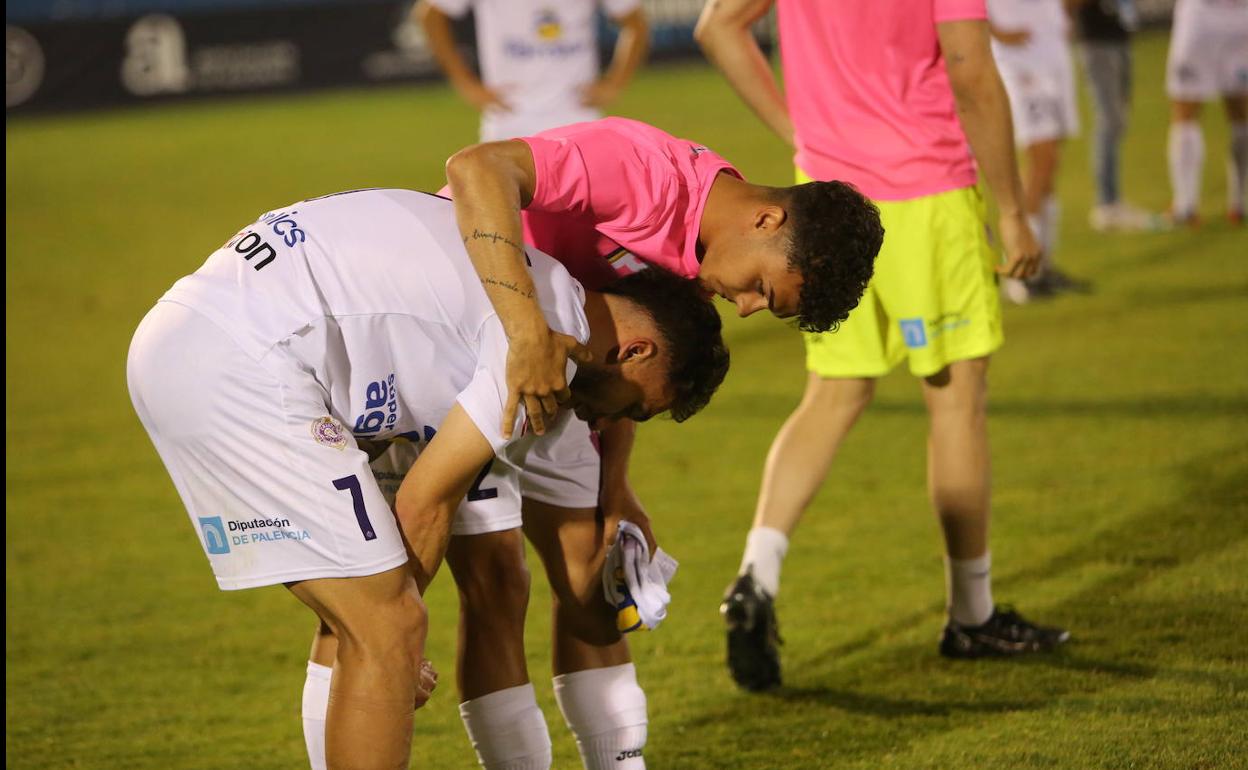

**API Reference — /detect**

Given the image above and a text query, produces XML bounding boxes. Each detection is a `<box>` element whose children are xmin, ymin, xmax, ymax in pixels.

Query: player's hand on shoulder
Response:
<box><xmin>995</xmin><ymin>210</ymin><xmax>1042</xmax><ymax>280</ymax></box>
<box><xmin>503</xmin><ymin>328</ymin><xmax>591</xmax><ymax>438</ymax></box>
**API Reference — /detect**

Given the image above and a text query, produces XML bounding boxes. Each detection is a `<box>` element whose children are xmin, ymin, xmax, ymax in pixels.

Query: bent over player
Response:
<box><xmin>126</xmin><ymin>189</ymin><xmax>728</xmax><ymax>770</ymax></box>
<box><xmin>435</xmin><ymin>117</ymin><xmax>881</xmax><ymax>769</ymax></box>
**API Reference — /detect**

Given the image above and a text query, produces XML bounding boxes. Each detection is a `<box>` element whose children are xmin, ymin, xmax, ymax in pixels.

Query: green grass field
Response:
<box><xmin>7</xmin><ymin>29</ymin><xmax>1248</xmax><ymax>769</ymax></box>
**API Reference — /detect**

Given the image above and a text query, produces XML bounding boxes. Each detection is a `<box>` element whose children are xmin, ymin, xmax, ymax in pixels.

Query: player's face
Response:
<box><xmin>567</xmin><ymin>358</ymin><xmax>672</xmax><ymax>430</ymax></box>
<box><xmin>698</xmin><ymin>247</ymin><xmax>802</xmax><ymax>320</ymax></box>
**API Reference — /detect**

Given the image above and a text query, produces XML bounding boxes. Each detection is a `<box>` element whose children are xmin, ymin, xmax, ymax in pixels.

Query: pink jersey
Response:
<box><xmin>518</xmin><ymin>118</ymin><xmax>740</xmax><ymax>290</ymax></box>
<box><xmin>777</xmin><ymin>0</ymin><xmax>986</xmax><ymax>201</ymax></box>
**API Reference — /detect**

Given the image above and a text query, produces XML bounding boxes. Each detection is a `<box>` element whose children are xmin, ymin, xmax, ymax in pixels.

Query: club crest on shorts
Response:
<box><xmin>311</xmin><ymin>416</ymin><xmax>348</xmax><ymax>450</ymax></box>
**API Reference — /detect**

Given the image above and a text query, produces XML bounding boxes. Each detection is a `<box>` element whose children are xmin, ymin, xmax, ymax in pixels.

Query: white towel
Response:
<box><xmin>602</xmin><ymin>520</ymin><xmax>679</xmax><ymax>632</ymax></box>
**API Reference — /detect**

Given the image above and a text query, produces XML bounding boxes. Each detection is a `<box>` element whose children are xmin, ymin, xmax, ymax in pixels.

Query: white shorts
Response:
<box><xmin>518</xmin><ymin>412</ymin><xmax>601</xmax><ymax>509</ymax></box>
<box><xmin>1166</xmin><ymin>0</ymin><xmax>1248</xmax><ymax>101</ymax></box>
<box><xmin>127</xmin><ymin>301</ymin><xmax>409</xmax><ymax>590</ymax></box>
<box><xmin>368</xmin><ymin>438</ymin><xmax>527</xmax><ymax>536</ymax></box>
<box><xmin>998</xmin><ymin>54</ymin><xmax>1081</xmax><ymax>146</ymax></box>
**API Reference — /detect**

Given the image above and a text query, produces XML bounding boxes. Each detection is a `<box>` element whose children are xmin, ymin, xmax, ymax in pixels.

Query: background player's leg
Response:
<box><xmin>1223</xmin><ymin>94</ymin><xmax>1247</xmax><ymax>221</ymax></box>
<box><xmin>287</xmin><ymin>565</ymin><xmax>427</xmax><ymax>770</ymax></box>
<box><xmin>740</xmin><ymin>373</ymin><xmax>875</xmax><ymax>597</ymax></box>
<box><xmin>921</xmin><ymin>358</ymin><xmax>993</xmax><ymax>626</ymax></box>
<box><xmin>1024</xmin><ymin>139</ymin><xmax>1063</xmax><ymax>274</ymax></box>
<box><xmin>523</xmin><ymin>501</ymin><xmax>645</xmax><ymax>770</ymax></box>
<box><xmin>446</xmin><ymin>530</ymin><xmax>552</xmax><ymax>770</ymax></box>
<box><xmin>1169</xmin><ymin>100</ymin><xmax>1205</xmax><ymax>222</ymax></box>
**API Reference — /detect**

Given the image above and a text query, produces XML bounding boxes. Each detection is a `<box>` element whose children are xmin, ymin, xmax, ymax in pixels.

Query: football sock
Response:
<box><xmin>738</xmin><ymin>526</ymin><xmax>789</xmax><ymax>597</ymax></box>
<box><xmin>945</xmin><ymin>552</ymin><xmax>994</xmax><ymax>627</ymax></box>
<box><xmin>553</xmin><ymin>664</ymin><xmax>648</xmax><ymax>770</ymax></box>
<box><xmin>301</xmin><ymin>661</ymin><xmax>332</xmax><ymax>770</ymax></box>
<box><xmin>459</xmin><ymin>683</ymin><xmax>552</xmax><ymax>770</ymax></box>
<box><xmin>1168</xmin><ymin>120</ymin><xmax>1204</xmax><ymax>217</ymax></box>
<box><xmin>1027</xmin><ymin>211</ymin><xmax>1048</xmax><ymax>274</ymax></box>
<box><xmin>1229</xmin><ymin>123</ymin><xmax>1247</xmax><ymax>213</ymax></box>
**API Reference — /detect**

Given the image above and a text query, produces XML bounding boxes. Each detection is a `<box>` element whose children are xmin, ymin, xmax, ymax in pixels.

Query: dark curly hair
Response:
<box><xmin>601</xmin><ymin>268</ymin><xmax>730</xmax><ymax>422</ymax></box>
<box><xmin>780</xmin><ymin>180</ymin><xmax>884</xmax><ymax>333</ymax></box>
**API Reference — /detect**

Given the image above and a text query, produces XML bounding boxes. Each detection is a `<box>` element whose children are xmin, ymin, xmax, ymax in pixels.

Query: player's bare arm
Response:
<box><xmin>416</xmin><ymin>0</ymin><xmax>510</xmax><ymax>112</ymax></box>
<box><xmin>597</xmin><ymin>418</ymin><xmax>659</xmax><ymax>553</ymax></box>
<box><xmin>394</xmin><ymin>404</ymin><xmax>498</xmax><ymax>593</ymax></box>
<box><xmin>582</xmin><ymin>8</ymin><xmax>650</xmax><ymax>108</ymax></box>
<box><xmin>695</xmin><ymin>0</ymin><xmax>794</xmax><ymax>147</ymax></box>
<box><xmin>445</xmin><ymin>139</ymin><xmax>591</xmax><ymax>438</ymax></box>
<box><xmin>937</xmin><ymin>19</ymin><xmax>1042</xmax><ymax>280</ymax></box>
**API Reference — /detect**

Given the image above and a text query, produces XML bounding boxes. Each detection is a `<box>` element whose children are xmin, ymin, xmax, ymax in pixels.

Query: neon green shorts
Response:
<box><xmin>801</xmin><ymin>171</ymin><xmax>1004</xmax><ymax>379</ymax></box>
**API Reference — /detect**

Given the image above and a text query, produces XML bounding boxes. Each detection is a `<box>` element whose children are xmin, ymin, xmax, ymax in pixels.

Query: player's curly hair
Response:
<box><xmin>602</xmin><ymin>268</ymin><xmax>730</xmax><ymax>422</ymax></box>
<box><xmin>780</xmin><ymin>180</ymin><xmax>884</xmax><ymax>333</ymax></box>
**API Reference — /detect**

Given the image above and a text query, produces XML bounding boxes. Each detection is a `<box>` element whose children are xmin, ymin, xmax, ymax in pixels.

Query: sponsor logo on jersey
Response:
<box><xmin>199</xmin><ymin>516</ymin><xmax>230</xmax><ymax>554</ymax></box>
<box><xmin>258</xmin><ymin>208</ymin><xmax>307</xmax><ymax>247</ymax></box>
<box><xmin>199</xmin><ymin>515</ymin><xmax>313</xmax><ymax>552</ymax></box>
<box><xmin>354</xmin><ymin>374</ymin><xmax>400</xmax><ymax>436</ymax></box>
<box><xmin>535</xmin><ymin>8</ymin><xmax>562</xmax><ymax>40</ymax></box>
<box><xmin>899</xmin><ymin>318</ymin><xmax>928</xmax><ymax>349</ymax></box>
<box><xmin>311</xmin><ymin>416</ymin><xmax>348</xmax><ymax>450</ymax></box>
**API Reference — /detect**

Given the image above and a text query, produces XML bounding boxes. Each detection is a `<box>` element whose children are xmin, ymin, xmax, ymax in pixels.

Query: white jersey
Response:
<box><xmin>988</xmin><ymin>0</ymin><xmax>1072</xmax><ymax>67</ymax></box>
<box><xmin>162</xmin><ymin>189</ymin><xmax>589</xmax><ymax>454</ymax></box>
<box><xmin>1167</xmin><ymin>0</ymin><xmax>1248</xmax><ymax>100</ymax></box>
<box><xmin>427</xmin><ymin>0</ymin><xmax>640</xmax><ymax>140</ymax></box>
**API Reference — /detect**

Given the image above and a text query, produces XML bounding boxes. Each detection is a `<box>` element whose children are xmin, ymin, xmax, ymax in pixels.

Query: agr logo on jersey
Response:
<box><xmin>354</xmin><ymin>374</ymin><xmax>400</xmax><ymax>436</ymax></box>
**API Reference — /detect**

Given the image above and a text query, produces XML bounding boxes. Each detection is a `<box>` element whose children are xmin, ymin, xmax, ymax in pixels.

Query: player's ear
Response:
<box><xmin>617</xmin><ymin>338</ymin><xmax>658</xmax><ymax>363</ymax></box>
<box><xmin>754</xmin><ymin>203</ymin><xmax>788</xmax><ymax>233</ymax></box>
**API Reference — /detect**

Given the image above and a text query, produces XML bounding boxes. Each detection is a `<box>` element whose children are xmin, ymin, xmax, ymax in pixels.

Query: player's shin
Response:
<box><xmin>1168</xmin><ymin>120</ymin><xmax>1205</xmax><ymax>217</ymax></box>
<box><xmin>553</xmin><ymin>663</ymin><xmax>648</xmax><ymax>770</ymax></box>
<box><xmin>459</xmin><ymin>684</ymin><xmax>553</xmax><ymax>770</ymax></box>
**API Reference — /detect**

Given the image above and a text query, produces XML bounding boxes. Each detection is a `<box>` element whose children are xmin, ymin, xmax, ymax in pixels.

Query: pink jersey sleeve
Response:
<box><xmin>522</xmin><ymin>130</ymin><xmax>672</xmax><ymax>232</ymax></box>
<box><xmin>933</xmin><ymin>0</ymin><xmax>988</xmax><ymax>22</ymax></box>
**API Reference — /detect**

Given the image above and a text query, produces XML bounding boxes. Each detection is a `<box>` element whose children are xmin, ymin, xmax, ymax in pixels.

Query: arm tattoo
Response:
<box><xmin>481</xmin><ymin>276</ymin><xmax>534</xmax><ymax>299</ymax></box>
<box><xmin>464</xmin><ymin>228</ymin><xmax>525</xmax><ymax>255</ymax></box>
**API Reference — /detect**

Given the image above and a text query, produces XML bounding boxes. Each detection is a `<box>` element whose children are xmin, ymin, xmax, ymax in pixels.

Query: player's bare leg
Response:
<box><xmin>724</xmin><ymin>373</ymin><xmax>874</xmax><ymax>690</ymax></box>
<box><xmin>287</xmin><ymin>565</ymin><xmax>428</xmax><ymax>770</ymax></box>
<box><xmin>1223</xmin><ymin>93</ymin><xmax>1247</xmax><ymax>222</ymax></box>
<box><xmin>523</xmin><ymin>500</ymin><xmax>645</xmax><ymax>769</ymax></box>
<box><xmin>923</xmin><ymin>358</ymin><xmax>1069</xmax><ymax>657</ymax></box>
<box><xmin>921</xmin><ymin>358</ymin><xmax>991</xmax><ymax>566</ymax></box>
<box><xmin>1169</xmin><ymin>99</ymin><xmax>1205</xmax><ymax>224</ymax></box>
<box><xmin>447</xmin><ymin>530</ymin><xmax>552</xmax><ymax>769</ymax></box>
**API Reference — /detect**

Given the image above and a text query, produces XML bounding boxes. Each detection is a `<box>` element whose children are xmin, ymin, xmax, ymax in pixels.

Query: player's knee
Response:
<box><xmin>802</xmin><ymin>375</ymin><xmax>874</xmax><ymax>417</ymax></box>
<box><xmin>453</xmin><ymin>536</ymin><xmax>531</xmax><ymax>623</ymax></box>
<box><xmin>342</xmin><ymin>587</ymin><xmax>427</xmax><ymax>666</ymax></box>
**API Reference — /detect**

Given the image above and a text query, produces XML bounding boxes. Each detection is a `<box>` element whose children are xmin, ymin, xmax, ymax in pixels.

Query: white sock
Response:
<box><xmin>738</xmin><ymin>526</ymin><xmax>789</xmax><ymax>597</ymax></box>
<box><xmin>1229</xmin><ymin>123</ymin><xmax>1247</xmax><ymax>213</ymax></box>
<box><xmin>945</xmin><ymin>552</ymin><xmax>994</xmax><ymax>627</ymax></box>
<box><xmin>1168</xmin><ymin>120</ymin><xmax>1204</xmax><ymax>217</ymax></box>
<box><xmin>553</xmin><ymin>664</ymin><xmax>648</xmax><ymax>770</ymax></box>
<box><xmin>459</xmin><ymin>684</ymin><xmax>552</xmax><ymax>770</ymax></box>
<box><xmin>301</xmin><ymin>661</ymin><xmax>332</xmax><ymax>770</ymax></box>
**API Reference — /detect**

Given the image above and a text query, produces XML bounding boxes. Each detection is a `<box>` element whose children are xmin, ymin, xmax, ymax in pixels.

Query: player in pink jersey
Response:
<box><xmin>698</xmin><ymin>0</ymin><xmax>1068</xmax><ymax>691</ymax></box>
<box><xmin>440</xmin><ymin>116</ymin><xmax>883</xmax><ymax>768</ymax></box>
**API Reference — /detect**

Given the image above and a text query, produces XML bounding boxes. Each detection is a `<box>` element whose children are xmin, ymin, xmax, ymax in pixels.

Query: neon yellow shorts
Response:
<box><xmin>801</xmin><ymin>170</ymin><xmax>1004</xmax><ymax>379</ymax></box>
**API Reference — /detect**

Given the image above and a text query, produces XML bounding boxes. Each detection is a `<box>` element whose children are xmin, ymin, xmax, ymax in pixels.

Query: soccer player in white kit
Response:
<box><xmin>417</xmin><ymin>0</ymin><xmax>649</xmax><ymax>141</ymax></box>
<box><xmin>989</xmin><ymin>0</ymin><xmax>1085</xmax><ymax>303</ymax></box>
<box><xmin>1166</xmin><ymin>0</ymin><xmax>1248</xmax><ymax>224</ymax></box>
<box><xmin>126</xmin><ymin>190</ymin><xmax>728</xmax><ymax>770</ymax></box>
